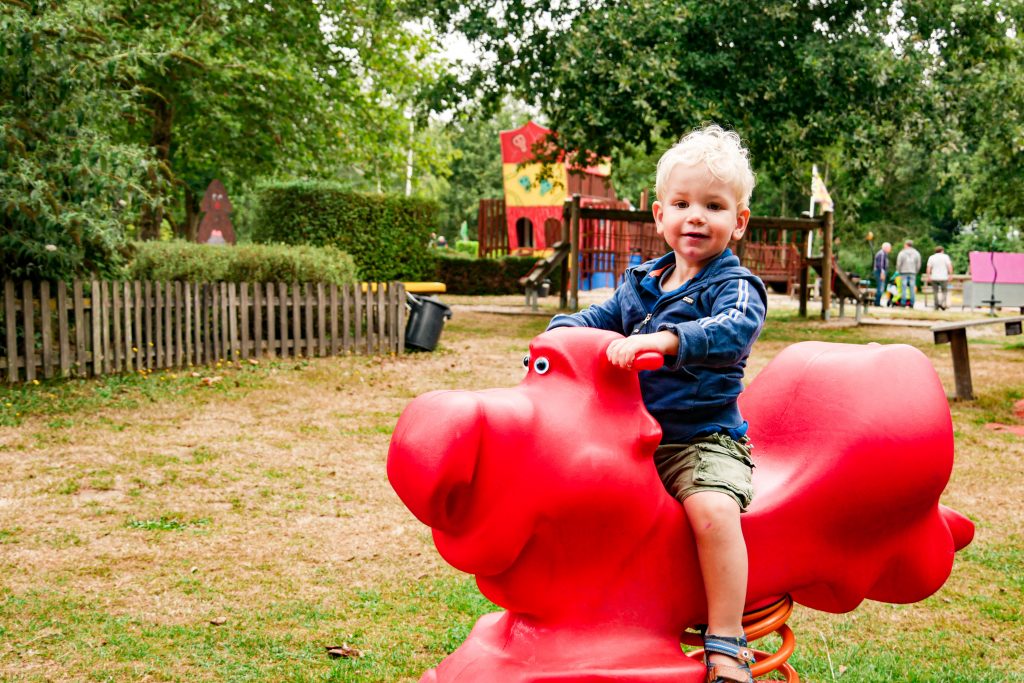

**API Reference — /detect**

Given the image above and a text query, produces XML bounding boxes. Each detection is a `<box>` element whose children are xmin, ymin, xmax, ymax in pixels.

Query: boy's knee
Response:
<box><xmin>685</xmin><ymin>491</ymin><xmax>741</xmax><ymax>533</ymax></box>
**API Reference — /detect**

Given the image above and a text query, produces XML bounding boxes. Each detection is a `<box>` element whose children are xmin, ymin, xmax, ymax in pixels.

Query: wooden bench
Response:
<box><xmin>931</xmin><ymin>315</ymin><xmax>1024</xmax><ymax>400</ymax></box>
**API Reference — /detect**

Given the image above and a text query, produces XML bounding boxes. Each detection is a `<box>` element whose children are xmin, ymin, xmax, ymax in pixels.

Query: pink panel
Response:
<box><xmin>969</xmin><ymin>251</ymin><xmax>1024</xmax><ymax>283</ymax></box>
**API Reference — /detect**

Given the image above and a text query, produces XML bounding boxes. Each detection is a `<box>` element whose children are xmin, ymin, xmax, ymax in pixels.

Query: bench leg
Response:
<box><xmin>949</xmin><ymin>329</ymin><xmax>973</xmax><ymax>400</ymax></box>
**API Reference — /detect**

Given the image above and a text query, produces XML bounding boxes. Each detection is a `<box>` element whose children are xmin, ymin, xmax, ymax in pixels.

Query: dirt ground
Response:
<box><xmin>0</xmin><ymin>292</ymin><xmax>1021</xmax><ymax>680</ymax></box>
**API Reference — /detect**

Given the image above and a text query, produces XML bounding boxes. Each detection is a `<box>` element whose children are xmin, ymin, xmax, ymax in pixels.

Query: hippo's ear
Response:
<box><xmin>633</xmin><ymin>351</ymin><xmax>664</xmax><ymax>371</ymax></box>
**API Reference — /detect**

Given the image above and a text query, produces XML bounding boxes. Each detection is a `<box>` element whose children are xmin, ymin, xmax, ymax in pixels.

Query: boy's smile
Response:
<box><xmin>652</xmin><ymin>164</ymin><xmax>750</xmax><ymax>284</ymax></box>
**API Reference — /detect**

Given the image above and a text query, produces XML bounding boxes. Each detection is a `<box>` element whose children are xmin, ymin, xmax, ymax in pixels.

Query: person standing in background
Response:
<box><xmin>895</xmin><ymin>240</ymin><xmax>922</xmax><ymax>308</ymax></box>
<box><xmin>925</xmin><ymin>246</ymin><xmax>954</xmax><ymax>311</ymax></box>
<box><xmin>872</xmin><ymin>242</ymin><xmax>892</xmax><ymax>306</ymax></box>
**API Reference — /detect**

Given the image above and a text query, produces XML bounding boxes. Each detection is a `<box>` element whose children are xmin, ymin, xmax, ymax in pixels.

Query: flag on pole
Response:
<box><xmin>811</xmin><ymin>165</ymin><xmax>834</xmax><ymax>213</ymax></box>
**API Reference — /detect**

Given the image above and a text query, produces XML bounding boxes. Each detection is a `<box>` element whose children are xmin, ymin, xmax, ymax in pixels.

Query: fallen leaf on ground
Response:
<box><xmin>209</xmin><ymin>616</ymin><xmax>228</xmax><ymax>626</ymax></box>
<box><xmin>326</xmin><ymin>644</ymin><xmax>362</xmax><ymax>658</ymax></box>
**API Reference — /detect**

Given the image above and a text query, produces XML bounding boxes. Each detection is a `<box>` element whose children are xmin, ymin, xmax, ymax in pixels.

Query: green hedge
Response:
<box><xmin>251</xmin><ymin>181</ymin><xmax>438</xmax><ymax>281</ymax></box>
<box><xmin>434</xmin><ymin>252</ymin><xmax>563</xmax><ymax>295</ymax></box>
<box><xmin>127</xmin><ymin>241</ymin><xmax>358</xmax><ymax>285</ymax></box>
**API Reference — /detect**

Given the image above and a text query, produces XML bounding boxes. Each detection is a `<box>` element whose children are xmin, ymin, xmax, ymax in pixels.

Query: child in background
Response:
<box><xmin>548</xmin><ymin>125</ymin><xmax>767</xmax><ymax>683</ymax></box>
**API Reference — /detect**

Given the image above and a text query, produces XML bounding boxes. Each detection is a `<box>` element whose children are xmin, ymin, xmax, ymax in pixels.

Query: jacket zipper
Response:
<box><xmin>631</xmin><ymin>313</ymin><xmax>652</xmax><ymax>335</ymax></box>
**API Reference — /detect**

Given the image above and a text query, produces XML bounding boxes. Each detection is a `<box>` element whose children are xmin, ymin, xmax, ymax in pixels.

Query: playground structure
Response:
<box><xmin>388</xmin><ymin>327</ymin><xmax>974</xmax><ymax>682</ymax></box>
<box><xmin>488</xmin><ymin>121</ymin><xmax>621</xmax><ymax>257</ymax></box>
<box><xmin>483</xmin><ymin>122</ymin><xmax>864</xmax><ymax>316</ymax></box>
<box><xmin>513</xmin><ymin>195</ymin><xmax>863</xmax><ymax>319</ymax></box>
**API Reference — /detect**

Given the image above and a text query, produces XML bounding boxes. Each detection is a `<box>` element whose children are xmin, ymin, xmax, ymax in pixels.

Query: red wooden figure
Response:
<box><xmin>196</xmin><ymin>179</ymin><xmax>236</xmax><ymax>245</ymax></box>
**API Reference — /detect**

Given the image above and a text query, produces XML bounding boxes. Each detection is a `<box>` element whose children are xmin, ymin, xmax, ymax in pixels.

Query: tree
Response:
<box><xmin>1</xmin><ymin>0</ymin><xmax>158</xmax><ymax>280</ymax></box>
<box><xmin>92</xmin><ymin>0</ymin><xmax>443</xmax><ymax>240</ymax></box>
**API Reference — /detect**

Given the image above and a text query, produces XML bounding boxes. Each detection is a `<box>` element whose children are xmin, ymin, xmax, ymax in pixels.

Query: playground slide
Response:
<box><xmin>518</xmin><ymin>241</ymin><xmax>571</xmax><ymax>289</ymax></box>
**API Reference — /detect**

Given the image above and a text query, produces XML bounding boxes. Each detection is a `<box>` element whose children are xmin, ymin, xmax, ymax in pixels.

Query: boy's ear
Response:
<box><xmin>732</xmin><ymin>208</ymin><xmax>751</xmax><ymax>240</ymax></box>
<box><xmin>652</xmin><ymin>201</ymin><xmax>665</xmax><ymax>234</ymax></box>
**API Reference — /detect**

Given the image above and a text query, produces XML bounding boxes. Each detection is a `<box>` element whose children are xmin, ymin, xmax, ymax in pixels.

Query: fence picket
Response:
<box><xmin>342</xmin><ymin>283</ymin><xmax>352</xmax><ymax>353</ymax></box>
<box><xmin>252</xmin><ymin>283</ymin><xmax>263</xmax><ymax>358</ymax></box>
<box><xmin>353</xmin><ymin>283</ymin><xmax>362</xmax><ymax>352</ymax></box>
<box><xmin>22</xmin><ymin>281</ymin><xmax>35</xmax><ymax>382</ymax></box>
<box><xmin>1</xmin><ymin>278</ymin><xmax>406</xmax><ymax>382</ymax></box>
<box><xmin>377</xmin><ymin>283</ymin><xmax>386</xmax><ymax>355</ymax></box>
<box><xmin>155</xmin><ymin>281</ymin><xmax>164</xmax><ymax>369</ymax></box>
<box><xmin>175</xmin><ymin>282</ymin><xmax>184</xmax><ymax>368</ymax></box>
<box><xmin>4</xmin><ymin>281</ymin><xmax>15</xmax><ymax>382</ymax></box>
<box><xmin>40</xmin><ymin>281</ymin><xmax>54</xmax><ymax>378</ymax></box>
<box><xmin>58</xmin><ymin>282</ymin><xmax>71</xmax><ymax>376</ymax></box>
<box><xmin>240</xmin><ymin>283</ymin><xmax>250</xmax><ymax>359</ymax></box>
<box><xmin>227</xmin><ymin>282</ymin><xmax>239</xmax><ymax>361</ymax></box>
<box><xmin>264</xmin><ymin>282</ymin><xmax>274</xmax><ymax>358</ymax></box>
<box><xmin>111</xmin><ymin>282</ymin><xmax>122</xmax><ymax>373</ymax></box>
<box><xmin>100</xmin><ymin>281</ymin><xmax>111</xmax><ymax>374</ymax></box>
<box><xmin>278</xmin><ymin>282</ymin><xmax>289</xmax><ymax>358</ymax></box>
<box><xmin>74</xmin><ymin>280</ymin><xmax>86</xmax><ymax>376</ymax></box>
<box><xmin>304</xmin><ymin>283</ymin><xmax>315</xmax><ymax>358</ymax></box>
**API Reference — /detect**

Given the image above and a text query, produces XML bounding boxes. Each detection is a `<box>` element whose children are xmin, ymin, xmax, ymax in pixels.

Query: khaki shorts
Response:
<box><xmin>654</xmin><ymin>433</ymin><xmax>755</xmax><ymax>511</ymax></box>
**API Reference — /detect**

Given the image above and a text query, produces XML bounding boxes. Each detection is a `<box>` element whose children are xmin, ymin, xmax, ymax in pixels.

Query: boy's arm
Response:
<box><xmin>656</xmin><ymin>276</ymin><xmax>767</xmax><ymax>370</ymax></box>
<box><xmin>547</xmin><ymin>287</ymin><xmax>627</xmax><ymax>334</ymax></box>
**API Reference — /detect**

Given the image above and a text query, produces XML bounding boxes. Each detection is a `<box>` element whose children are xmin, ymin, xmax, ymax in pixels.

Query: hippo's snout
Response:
<box><xmin>388</xmin><ymin>391</ymin><xmax>482</xmax><ymax>534</ymax></box>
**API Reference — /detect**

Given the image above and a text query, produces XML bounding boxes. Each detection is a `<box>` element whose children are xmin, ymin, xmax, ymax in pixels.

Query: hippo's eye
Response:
<box><xmin>533</xmin><ymin>356</ymin><xmax>550</xmax><ymax>375</ymax></box>
<box><xmin>522</xmin><ymin>354</ymin><xmax>530</xmax><ymax>368</ymax></box>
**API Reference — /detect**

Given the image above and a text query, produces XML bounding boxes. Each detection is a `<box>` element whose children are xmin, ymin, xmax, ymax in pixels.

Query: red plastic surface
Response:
<box><xmin>387</xmin><ymin>328</ymin><xmax>974</xmax><ymax>682</ymax></box>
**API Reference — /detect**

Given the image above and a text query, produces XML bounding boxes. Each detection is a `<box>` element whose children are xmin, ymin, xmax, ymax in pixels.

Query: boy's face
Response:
<box><xmin>652</xmin><ymin>163</ymin><xmax>750</xmax><ymax>273</ymax></box>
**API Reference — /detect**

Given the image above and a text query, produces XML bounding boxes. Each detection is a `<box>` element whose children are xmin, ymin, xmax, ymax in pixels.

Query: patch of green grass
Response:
<box><xmin>125</xmin><ymin>516</ymin><xmax>210</xmax><ymax>532</ymax></box>
<box><xmin>54</xmin><ymin>478</ymin><xmax>81</xmax><ymax>495</ymax></box>
<box><xmin>0</xmin><ymin>527</ymin><xmax>21</xmax><ymax>544</ymax></box>
<box><xmin>0</xmin><ymin>362</ymin><xmax>273</xmax><ymax>427</ymax></box>
<box><xmin>191</xmin><ymin>446</ymin><xmax>220</xmax><ymax>464</ymax></box>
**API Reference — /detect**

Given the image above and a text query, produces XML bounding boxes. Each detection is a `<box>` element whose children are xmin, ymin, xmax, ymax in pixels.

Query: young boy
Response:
<box><xmin>547</xmin><ymin>125</ymin><xmax>767</xmax><ymax>683</ymax></box>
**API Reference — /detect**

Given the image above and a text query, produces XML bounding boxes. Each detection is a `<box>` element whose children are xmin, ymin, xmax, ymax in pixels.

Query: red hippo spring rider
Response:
<box><xmin>387</xmin><ymin>328</ymin><xmax>974</xmax><ymax>682</ymax></box>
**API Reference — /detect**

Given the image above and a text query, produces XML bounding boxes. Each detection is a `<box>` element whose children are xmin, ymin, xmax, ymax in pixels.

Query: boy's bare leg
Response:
<box><xmin>684</xmin><ymin>491</ymin><xmax>748</xmax><ymax>671</ymax></box>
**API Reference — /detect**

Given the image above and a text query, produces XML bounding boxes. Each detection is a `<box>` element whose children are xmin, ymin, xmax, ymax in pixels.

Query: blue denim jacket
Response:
<box><xmin>548</xmin><ymin>249</ymin><xmax>767</xmax><ymax>443</ymax></box>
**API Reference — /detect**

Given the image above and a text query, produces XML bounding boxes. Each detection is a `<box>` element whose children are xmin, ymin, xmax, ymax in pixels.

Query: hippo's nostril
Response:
<box><xmin>443</xmin><ymin>481</ymin><xmax>474</xmax><ymax>528</ymax></box>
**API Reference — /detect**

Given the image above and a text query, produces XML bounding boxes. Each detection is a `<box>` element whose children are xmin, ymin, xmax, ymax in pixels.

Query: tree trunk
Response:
<box><xmin>138</xmin><ymin>96</ymin><xmax>174</xmax><ymax>240</ymax></box>
<box><xmin>183</xmin><ymin>185</ymin><xmax>200</xmax><ymax>242</ymax></box>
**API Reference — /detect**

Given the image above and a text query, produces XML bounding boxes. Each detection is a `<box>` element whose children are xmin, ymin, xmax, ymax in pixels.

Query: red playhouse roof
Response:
<box><xmin>499</xmin><ymin>121</ymin><xmax>610</xmax><ymax>176</ymax></box>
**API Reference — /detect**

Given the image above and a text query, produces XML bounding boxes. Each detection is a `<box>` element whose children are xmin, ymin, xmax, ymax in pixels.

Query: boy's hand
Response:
<box><xmin>606</xmin><ymin>331</ymin><xmax>678</xmax><ymax>369</ymax></box>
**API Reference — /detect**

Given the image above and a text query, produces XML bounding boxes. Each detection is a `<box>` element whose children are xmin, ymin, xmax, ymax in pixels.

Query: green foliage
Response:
<box><xmin>454</xmin><ymin>240</ymin><xmax>479</xmax><ymax>257</ymax></box>
<box><xmin>948</xmin><ymin>218</ymin><xmax>1024</xmax><ymax>273</ymax></box>
<box><xmin>430</xmin><ymin>1</ymin><xmax>1024</xmax><ymax>260</ymax></box>
<box><xmin>0</xmin><ymin>1</ymin><xmax>159</xmax><ymax>281</ymax></box>
<box><xmin>127</xmin><ymin>240</ymin><xmax>357</xmax><ymax>285</ymax></box>
<box><xmin>251</xmin><ymin>181</ymin><xmax>438</xmax><ymax>281</ymax></box>
<box><xmin>435</xmin><ymin>253</ymin><xmax>561</xmax><ymax>295</ymax></box>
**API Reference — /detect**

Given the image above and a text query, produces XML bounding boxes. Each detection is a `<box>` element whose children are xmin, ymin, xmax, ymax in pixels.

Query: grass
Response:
<box><xmin>0</xmin><ymin>294</ymin><xmax>1021</xmax><ymax>681</ymax></box>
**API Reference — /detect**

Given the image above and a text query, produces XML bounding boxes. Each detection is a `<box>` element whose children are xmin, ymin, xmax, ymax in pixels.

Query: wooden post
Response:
<box><xmin>949</xmin><ymin>329</ymin><xmax>974</xmax><ymax>400</ymax></box>
<box><xmin>798</xmin><ymin>262</ymin><xmax>809</xmax><ymax>318</ymax></box>
<box><xmin>821</xmin><ymin>211</ymin><xmax>833</xmax><ymax>321</ymax></box>
<box><xmin>559</xmin><ymin>200</ymin><xmax>571</xmax><ymax>309</ymax></box>
<box><xmin>569</xmin><ymin>194</ymin><xmax>581</xmax><ymax>311</ymax></box>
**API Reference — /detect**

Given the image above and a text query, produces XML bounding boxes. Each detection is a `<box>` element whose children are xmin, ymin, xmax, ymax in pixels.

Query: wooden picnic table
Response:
<box><xmin>931</xmin><ymin>315</ymin><xmax>1024</xmax><ymax>400</ymax></box>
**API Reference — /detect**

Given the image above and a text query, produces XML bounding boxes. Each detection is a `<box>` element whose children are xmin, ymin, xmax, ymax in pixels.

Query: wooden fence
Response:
<box><xmin>0</xmin><ymin>279</ymin><xmax>407</xmax><ymax>383</ymax></box>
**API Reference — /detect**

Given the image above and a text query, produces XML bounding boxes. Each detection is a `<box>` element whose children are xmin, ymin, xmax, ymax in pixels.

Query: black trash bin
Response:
<box><xmin>405</xmin><ymin>293</ymin><xmax>452</xmax><ymax>352</ymax></box>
